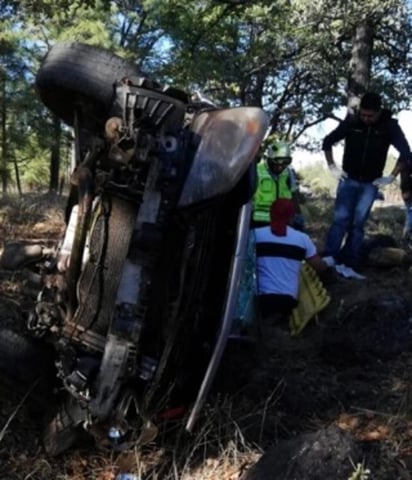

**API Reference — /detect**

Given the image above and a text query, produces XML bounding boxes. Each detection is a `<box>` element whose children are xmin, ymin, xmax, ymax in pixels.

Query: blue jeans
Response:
<box><xmin>403</xmin><ymin>201</ymin><xmax>412</xmax><ymax>237</ymax></box>
<box><xmin>400</xmin><ymin>166</ymin><xmax>412</xmax><ymax>237</ymax></box>
<box><xmin>324</xmin><ymin>177</ymin><xmax>378</xmax><ymax>267</ymax></box>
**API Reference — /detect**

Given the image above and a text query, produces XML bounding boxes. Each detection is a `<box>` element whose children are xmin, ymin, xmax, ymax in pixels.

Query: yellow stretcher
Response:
<box><xmin>289</xmin><ymin>261</ymin><xmax>330</xmax><ymax>336</ymax></box>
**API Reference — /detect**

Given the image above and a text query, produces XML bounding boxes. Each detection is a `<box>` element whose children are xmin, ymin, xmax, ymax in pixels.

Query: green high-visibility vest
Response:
<box><xmin>253</xmin><ymin>162</ymin><xmax>293</xmax><ymax>223</ymax></box>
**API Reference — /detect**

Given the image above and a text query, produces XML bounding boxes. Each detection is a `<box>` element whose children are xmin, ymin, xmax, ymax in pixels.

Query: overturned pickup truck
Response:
<box><xmin>0</xmin><ymin>42</ymin><xmax>268</xmax><ymax>455</ymax></box>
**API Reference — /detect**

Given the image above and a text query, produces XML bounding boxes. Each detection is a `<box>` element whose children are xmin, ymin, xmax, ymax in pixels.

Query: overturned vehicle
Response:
<box><xmin>0</xmin><ymin>43</ymin><xmax>268</xmax><ymax>455</ymax></box>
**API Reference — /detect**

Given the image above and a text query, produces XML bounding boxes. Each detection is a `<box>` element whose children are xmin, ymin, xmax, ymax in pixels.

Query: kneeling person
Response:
<box><xmin>255</xmin><ymin>198</ymin><xmax>328</xmax><ymax>320</ymax></box>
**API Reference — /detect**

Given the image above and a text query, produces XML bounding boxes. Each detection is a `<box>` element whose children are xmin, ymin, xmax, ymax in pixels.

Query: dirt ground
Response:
<box><xmin>1</xmin><ymin>193</ymin><xmax>412</xmax><ymax>479</ymax></box>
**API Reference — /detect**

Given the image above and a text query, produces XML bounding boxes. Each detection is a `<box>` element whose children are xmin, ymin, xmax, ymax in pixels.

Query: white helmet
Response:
<box><xmin>265</xmin><ymin>140</ymin><xmax>292</xmax><ymax>164</ymax></box>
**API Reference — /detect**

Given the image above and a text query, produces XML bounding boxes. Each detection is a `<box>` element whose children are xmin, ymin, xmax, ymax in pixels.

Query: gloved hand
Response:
<box><xmin>372</xmin><ymin>175</ymin><xmax>395</xmax><ymax>187</ymax></box>
<box><xmin>292</xmin><ymin>213</ymin><xmax>305</xmax><ymax>231</ymax></box>
<box><xmin>328</xmin><ymin>164</ymin><xmax>347</xmax><ymax>181</ymax></box>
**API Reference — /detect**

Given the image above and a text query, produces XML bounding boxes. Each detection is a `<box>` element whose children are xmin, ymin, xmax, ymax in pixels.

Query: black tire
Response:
<box><xmin>0</xmin><ymin>328</ymin><xmax>55</xmax><ymax>405</ymax></box>
<box><xmin>35</xmin><ymin>42</ymin><xmax>141</xmax><ymax>127</ymax></box>
<box><xmin>0</xmin><ymin>328</ymin><xmax>53</xmax><ymax>384</ymax></box>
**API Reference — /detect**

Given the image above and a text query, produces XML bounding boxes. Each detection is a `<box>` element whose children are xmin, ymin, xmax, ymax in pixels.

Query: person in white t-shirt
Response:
<box><xmin>255</xmin><ymin>198</ymin><xmax>329</xmax><ymax>319</ymax></box>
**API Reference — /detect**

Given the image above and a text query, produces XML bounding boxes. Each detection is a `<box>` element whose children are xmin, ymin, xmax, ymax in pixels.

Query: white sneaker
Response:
<box><xmin>335</xmin><ymin>264</ymin><xmax>366</xmax><ymax>280</ymax></box>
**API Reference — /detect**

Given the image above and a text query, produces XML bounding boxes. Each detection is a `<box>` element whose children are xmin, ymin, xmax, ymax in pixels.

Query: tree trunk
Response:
<box><xmin>244</xmin><ymin>73</ymin><xmax>265</xmax><ymax>108</ymax></box>
<box><xmin>49</xmin><ymin>114</ymin><xmax>61</xmax><ymax>193</ymax></box>
<box><xmin>347</xmin><ymin>21</ymin><xmax>374</xmax><ymax>115</ymax></box>
<box><xmin>1</xmin><ymin>73</ymin><xmax>8</xmax><ymax>193</ymax></box>
<box><xmin>13</xmin><ymin>159</ymin><xmax>22</xmax><ymax>195</ymax></box>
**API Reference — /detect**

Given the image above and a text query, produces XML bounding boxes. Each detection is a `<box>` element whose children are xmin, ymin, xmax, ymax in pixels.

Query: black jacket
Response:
<box><xmin>322</xmin><ymin>110</ymin><xmax>410</xmax><ymax>182</ymax></box>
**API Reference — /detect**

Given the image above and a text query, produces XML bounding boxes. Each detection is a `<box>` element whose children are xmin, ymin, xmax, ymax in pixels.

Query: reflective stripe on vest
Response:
<box><xmin>253</xmin><ymin>163</ymin><xmax>292</xmax><ymax>222</ymax></box>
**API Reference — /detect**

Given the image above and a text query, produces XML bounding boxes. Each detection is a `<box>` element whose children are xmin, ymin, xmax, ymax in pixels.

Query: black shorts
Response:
<box><xmin>258</xmin><ymin>294</ymin><xmax>298</xmax><ymax>318</ymax></box>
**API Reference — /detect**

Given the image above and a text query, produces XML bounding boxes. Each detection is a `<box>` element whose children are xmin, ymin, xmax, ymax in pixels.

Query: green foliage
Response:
<box><xmin>1</xmin><ymin>0</ymin><xmax>412</xmax><ymax>192</ymax></box>
<box><xmin>147</xmin><ymin>0</ymin><xmax>412</xmax><ymax>142</ymax></box>
<box><xmin>16</xmin><ymin>134</ymin><xmax>55</xmax><ymax>191</ymax></box>
<box><xmin>20</xmin><ymin>0</ymin><xmax>111</xmax><ymax>47</ymax></box>
<box><xmin>298</xmin><ymin>163</ymin><xmax>337</xmax><ymax>197</ymax></box>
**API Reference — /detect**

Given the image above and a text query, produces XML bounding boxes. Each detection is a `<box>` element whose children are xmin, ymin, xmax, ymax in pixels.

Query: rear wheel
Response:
<box><xmin>35</xmin><ymin>42</ymin><xmax>142</xmax><ymax>128</ymax></box>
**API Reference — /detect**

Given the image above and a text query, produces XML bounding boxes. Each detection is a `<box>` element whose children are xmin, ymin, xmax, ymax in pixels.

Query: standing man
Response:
<box><xmin>400</xmin><ymin>160</ymin><xmax>412</xmax><ymax>247</ymax></box>
<box><xmin>322</xmin><ymin>92</ymin><xmax>410</xmax><ymax>270</ymax></box>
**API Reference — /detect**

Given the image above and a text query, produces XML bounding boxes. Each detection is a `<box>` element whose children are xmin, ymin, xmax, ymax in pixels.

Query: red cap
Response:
<box><xmin>270</xmin><ymin>199</ymin><xmax>296</xmax><ymax>236</ymax></box>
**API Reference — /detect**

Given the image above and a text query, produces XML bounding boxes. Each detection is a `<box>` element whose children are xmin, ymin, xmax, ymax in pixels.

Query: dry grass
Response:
<box><xmin>1</xmin><ymin>193</ymin><xmax>412</xmax><ymax>479</ymax></box>
<box><xmin>0</xmin><ymin>392</ymin><xmax>277</xmax><ymax>479</ymax></box>
<box><xmin>0</xmin><ymin>193</ymin><xmax>65</xmax><ymax>252</ymax></box>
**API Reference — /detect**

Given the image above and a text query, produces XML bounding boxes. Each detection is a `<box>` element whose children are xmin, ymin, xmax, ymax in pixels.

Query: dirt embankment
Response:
<box><xmin>0</xmin><ymin>193</ymin><xmax>412</xmax><ymax>480</ymax></box>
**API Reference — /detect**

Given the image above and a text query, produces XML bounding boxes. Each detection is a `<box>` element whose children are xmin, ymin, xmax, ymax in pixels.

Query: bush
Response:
<box><xmin>298</xmin><ymin>163</ymin><xmax>337</xmax><ymax>197</ymax></box>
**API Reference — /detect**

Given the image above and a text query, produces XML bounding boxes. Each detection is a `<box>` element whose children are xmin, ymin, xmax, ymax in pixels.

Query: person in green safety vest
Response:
<box><xmin>252</xmin><ymin>139</ymin><xmax>304</xmax><ymax>229</ymax></box>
